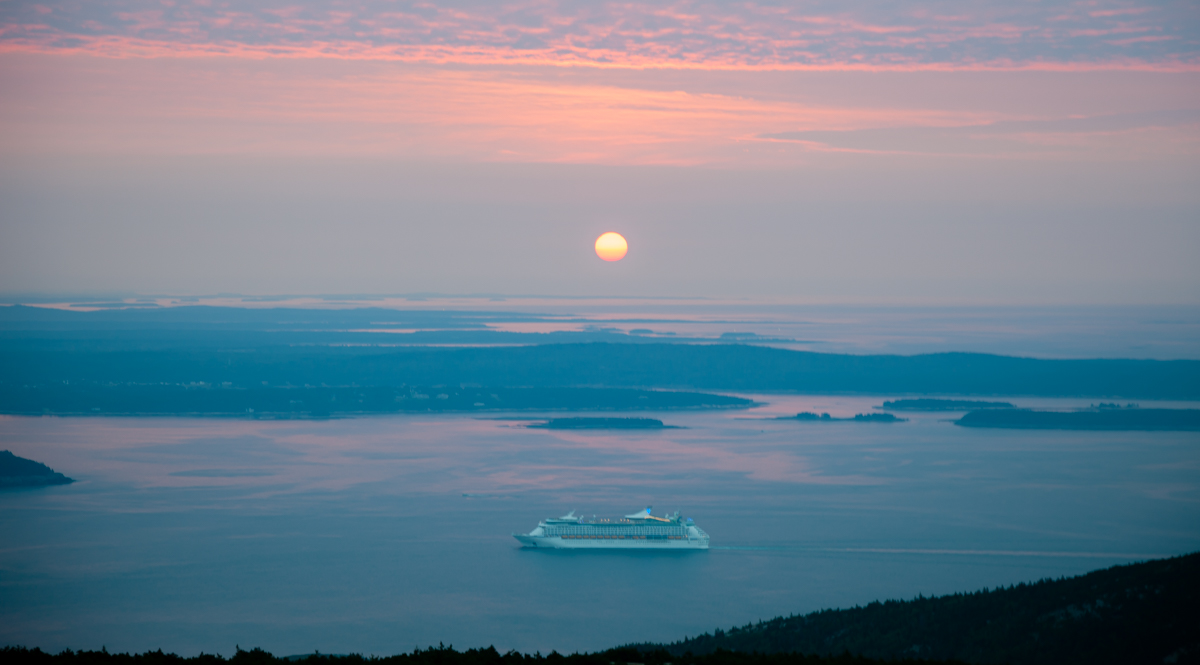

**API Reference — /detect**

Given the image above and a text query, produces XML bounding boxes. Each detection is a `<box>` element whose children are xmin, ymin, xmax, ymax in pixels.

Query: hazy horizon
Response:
<box><xmin>2</xmin><ymin>0</ymin><xmax>1198</xmax><ymax>303</ymax></box>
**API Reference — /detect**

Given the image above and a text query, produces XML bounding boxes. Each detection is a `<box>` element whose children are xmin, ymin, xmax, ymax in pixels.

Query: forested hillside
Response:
<box><xmin>651</xmin><ymin>553</ymin><xmax>1199</xmax><ymax>665</ymax></box>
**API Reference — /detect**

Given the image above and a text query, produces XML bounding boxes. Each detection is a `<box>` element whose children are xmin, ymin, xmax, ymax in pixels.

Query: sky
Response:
<box><xmin>1</xmin><ymin>0</ymin><xmax>1198</xmax><ymax>303</ymax></box>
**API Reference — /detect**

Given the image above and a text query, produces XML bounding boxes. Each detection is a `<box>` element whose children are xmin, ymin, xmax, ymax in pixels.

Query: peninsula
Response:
<box><xmin>0</xmin><ymin>451</ymin><xmax>74</xmax><ymax>489</ymax></box>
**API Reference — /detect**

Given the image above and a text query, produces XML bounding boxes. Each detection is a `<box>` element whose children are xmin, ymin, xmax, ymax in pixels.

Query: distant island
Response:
<box><xmin>879</xmin><ymin>398</ymin><xmax>1015</xmax><ymax>411</ymax></box>
<box><xmin>787</xmin><ymin>412</ymin><xmax>907</xmax><ymax>423</ymax></box>
<box><xmin>527</xmin><ymin>417</ymin><xmax>672</xmax><ymax>429</ymax></box>
<box><xmin>0</xmin><ymin>450</ymin><xmax>74</xmax><ymax>489</ymax></box>
<box><xmin>956</xmin><ymin>407</ymin><xmax>1200</xmax><ymax>431</ymax></box>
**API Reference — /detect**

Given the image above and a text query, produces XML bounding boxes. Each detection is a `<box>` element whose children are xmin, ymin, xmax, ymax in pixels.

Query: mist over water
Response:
<box><xmin>466</xmin><ymin>301</ymin><xmax>1200</xmax><ymax>359</ymax></box>
<box><xmin>3</xmin><ymin>393</ymin><xmax>1197</xmax><ymax>656</ymax></box>
<box><xmin>9</xmin><ymin>298</ymin><xmax>1199</xmax><ymax>359</ymax></box>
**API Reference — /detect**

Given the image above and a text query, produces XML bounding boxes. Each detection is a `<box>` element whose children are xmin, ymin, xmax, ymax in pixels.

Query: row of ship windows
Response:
<box><xmin>558</xmin><ymin>535</ymin><xmax>686</xmax><ymax>540</ymax></box>
<box><xmin>546</xmin><ymin>529</ymin><xmax>684</xmax><ymax>535</ymax></box>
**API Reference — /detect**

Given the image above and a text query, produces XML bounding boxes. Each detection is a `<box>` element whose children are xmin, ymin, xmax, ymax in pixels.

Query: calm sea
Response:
<box><xmin>2</xmin><ymin>394</ymin><xmax>1198</xmax><ymax>656</ymax></box>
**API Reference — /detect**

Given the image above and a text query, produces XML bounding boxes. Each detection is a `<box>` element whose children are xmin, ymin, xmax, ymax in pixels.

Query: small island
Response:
<box><xmin>527</xmin><ymin>418</ymin><xmax>672</xmax><ymax>430</ymax></box>
<box><xmin>956</xmin><ymin>407</ymin><xmax>1200</xmax><ymax>431</ymax></box>
<box><xmin>0</xmin><ymin>450</ymin><xmax>74</xmax><ymax>489</ymax></box>
<box><xmin>878</xmin><ymin>398</ymin><xmax>1015</xmax><ymax>411</ymax></box>
<box><xmin>786</xmin><ymin>412</ymin><xmax>907</xmax><ymax>423</ymax></box>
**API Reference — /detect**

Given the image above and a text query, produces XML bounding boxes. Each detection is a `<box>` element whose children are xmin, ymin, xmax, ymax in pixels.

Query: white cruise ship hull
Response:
<box><xmin>515</xmin><ymin>508</ymin><xmax>710</xmax><ymax>550</ymax></box>
<box><xmin>514</xmin><ymin>534</ymin><xmax>708</xmax><ymax>549</ymax></box>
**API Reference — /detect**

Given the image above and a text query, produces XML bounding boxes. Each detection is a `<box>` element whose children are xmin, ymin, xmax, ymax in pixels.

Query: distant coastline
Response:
<box><xmin>879</xmin><ymin>398</ymin><xmax>1015</xmax><ymax>411</ymax></box>
<box><xmin>955</xmin><ymin>408</ymin><xmax>1200</xmax><ymax>431</ymax></box>
<box><xmin>3</xmin><ymin>306</ymin><xmax>1198</xmax><ymax>400</ymax></box>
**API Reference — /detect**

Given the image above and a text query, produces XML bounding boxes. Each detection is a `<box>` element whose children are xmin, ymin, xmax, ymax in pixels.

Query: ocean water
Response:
<box><xmin>2</xmin><ymin>395</ymin><xmax>1199</xmax><ymax>656</ymax></box>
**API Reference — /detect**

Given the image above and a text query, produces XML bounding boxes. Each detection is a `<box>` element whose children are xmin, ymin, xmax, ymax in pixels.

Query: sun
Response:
<box><xmin>594</xmin><ymin>232</ymin><xmax>628</xmax><ymax>261</ymax></box>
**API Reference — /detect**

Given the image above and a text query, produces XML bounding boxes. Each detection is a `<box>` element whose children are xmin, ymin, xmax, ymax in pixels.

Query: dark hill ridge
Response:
<box><xmin>2</xmin><ymin>343</ymin><xmax>1198</xmax><ymax>399</ymax></box>
<box><xmin>0</xmin><ymin>646</ymin><xmax>961</xmax><ymax>665</ymax></box>
<box><xmin>645</xmin><ymin>552</ymin><xmax>1200</xmax><ymax>665</ymax></box>
<box><xmin>0</xmin><ymin>451</ymin><xmax>73</xmax><ymax>488</ymax></box>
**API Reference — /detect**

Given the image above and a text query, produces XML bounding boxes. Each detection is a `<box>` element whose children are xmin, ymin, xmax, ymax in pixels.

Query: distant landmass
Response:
<box><xmin>3</xmin><ymin>306</ymin><xmax>1199</xmax><ymax>400</ymax></box>
<box><xmin>3</xmin><ymin>342</ymin><xmax>1196</xmax><ymax>400</ymax></box>
<box><xmin>0</xmin><ymin>450</ymin><xmax>73</xmax><ymax>488</ymax></box>
<box><xmin>0</xmin><ymin>385</ymin><xmax>751</xmax><ymax>418</ymax></box>
<box><xmin>956</xmin><ymin>408</ymin><xmax>1200</xmax><ymax>431</ymax></box>
<box><xmin>646</xmin><ymin>552</ymin><xmax>1200</xmax><ymax>665</ymax></box>
<box><xmin>788</xmin><ymin>413</ymin><xmax>906</xmax><ymax>423</ymax></box>
<box><xmin>527</xmin><ymin>417</ymin><xmax>672</xmax><ymax>429</ymax></box>
<box><xmin>879</xmin><ymin>399</ymin><xmax>1015</xmax><ymax>411</ymax></box>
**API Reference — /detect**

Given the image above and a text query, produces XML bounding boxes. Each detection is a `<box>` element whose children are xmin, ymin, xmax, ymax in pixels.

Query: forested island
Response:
<box><xmin>789</xmin><ymin>413</ymin><xmax>906</xmax><ymax>423</ymax></box>
<box><xmin>5</xmin><ymin>553</ymin><xmax>1195</xmax><ymax>665</ymax></box>
<box><xmin>878</xmin><ymin>399</ymin><xmax>1015</xmax><ymax>411</ymax></box>
<box><xmin>956</xmin><ymin>408</ymin><xmax>1200</xmax><ymax>431</ymax></box>
<box><xmin>0</xmin><ymin>450</ymin><xmax>74</xmax><ymax>489</ymax></box>
<box><xmin>527</xmin><ymin>418</ymin><xmax>672</xmax><ymax>429</ymax></box>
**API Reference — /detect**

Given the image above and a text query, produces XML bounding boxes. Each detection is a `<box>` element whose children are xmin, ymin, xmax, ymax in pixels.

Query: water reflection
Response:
<box><xmin>1</xmin><ymin>397</ymin><xmax>1198</xmax><ymax>655</ymax></box>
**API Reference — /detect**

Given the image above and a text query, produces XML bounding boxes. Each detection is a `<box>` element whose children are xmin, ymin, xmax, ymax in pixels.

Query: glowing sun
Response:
<box><xmin>595</xmin><ymin>232</ymin><xmax>628</xmax><ymax>261</ymax></box>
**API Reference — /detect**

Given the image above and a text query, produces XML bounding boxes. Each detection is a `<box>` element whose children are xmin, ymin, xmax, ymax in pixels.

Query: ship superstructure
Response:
<box><xmin>513</xmin><ymin>507</ymin><xmax>709</xmax><ymax>550</ymax></box>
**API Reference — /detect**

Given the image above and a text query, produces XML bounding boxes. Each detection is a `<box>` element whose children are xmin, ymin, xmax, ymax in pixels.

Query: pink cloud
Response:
<box><xmin>1090</xmin><ymin>7</ymin><xmax>1154</xmax><ymax>17</ymax></box>
<box><xmin>1</xmin><ymin>53</ymin><xmax>1025</xmax><ymax>166</ymax></box>
<box><xmin>0</xmin><ymin>1</ymin><xmax>1194</xmax><ymax>71</ymax></box>
<box><xmin>1108</xmin><ymin>35</ymin><xmax>1177</xmax><ymax>46</ymax></box>
<box><xmin>1</xmin><ymin>34</ymin><xmax>1193</xmax><ymax>72</ymax></box>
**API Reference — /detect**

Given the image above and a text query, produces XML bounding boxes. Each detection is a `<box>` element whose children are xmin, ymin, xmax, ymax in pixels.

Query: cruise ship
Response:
<box><xmin>513</xmin><ymin>507</ymin><xmax>709</xmax><ymax>550</ymax></box>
